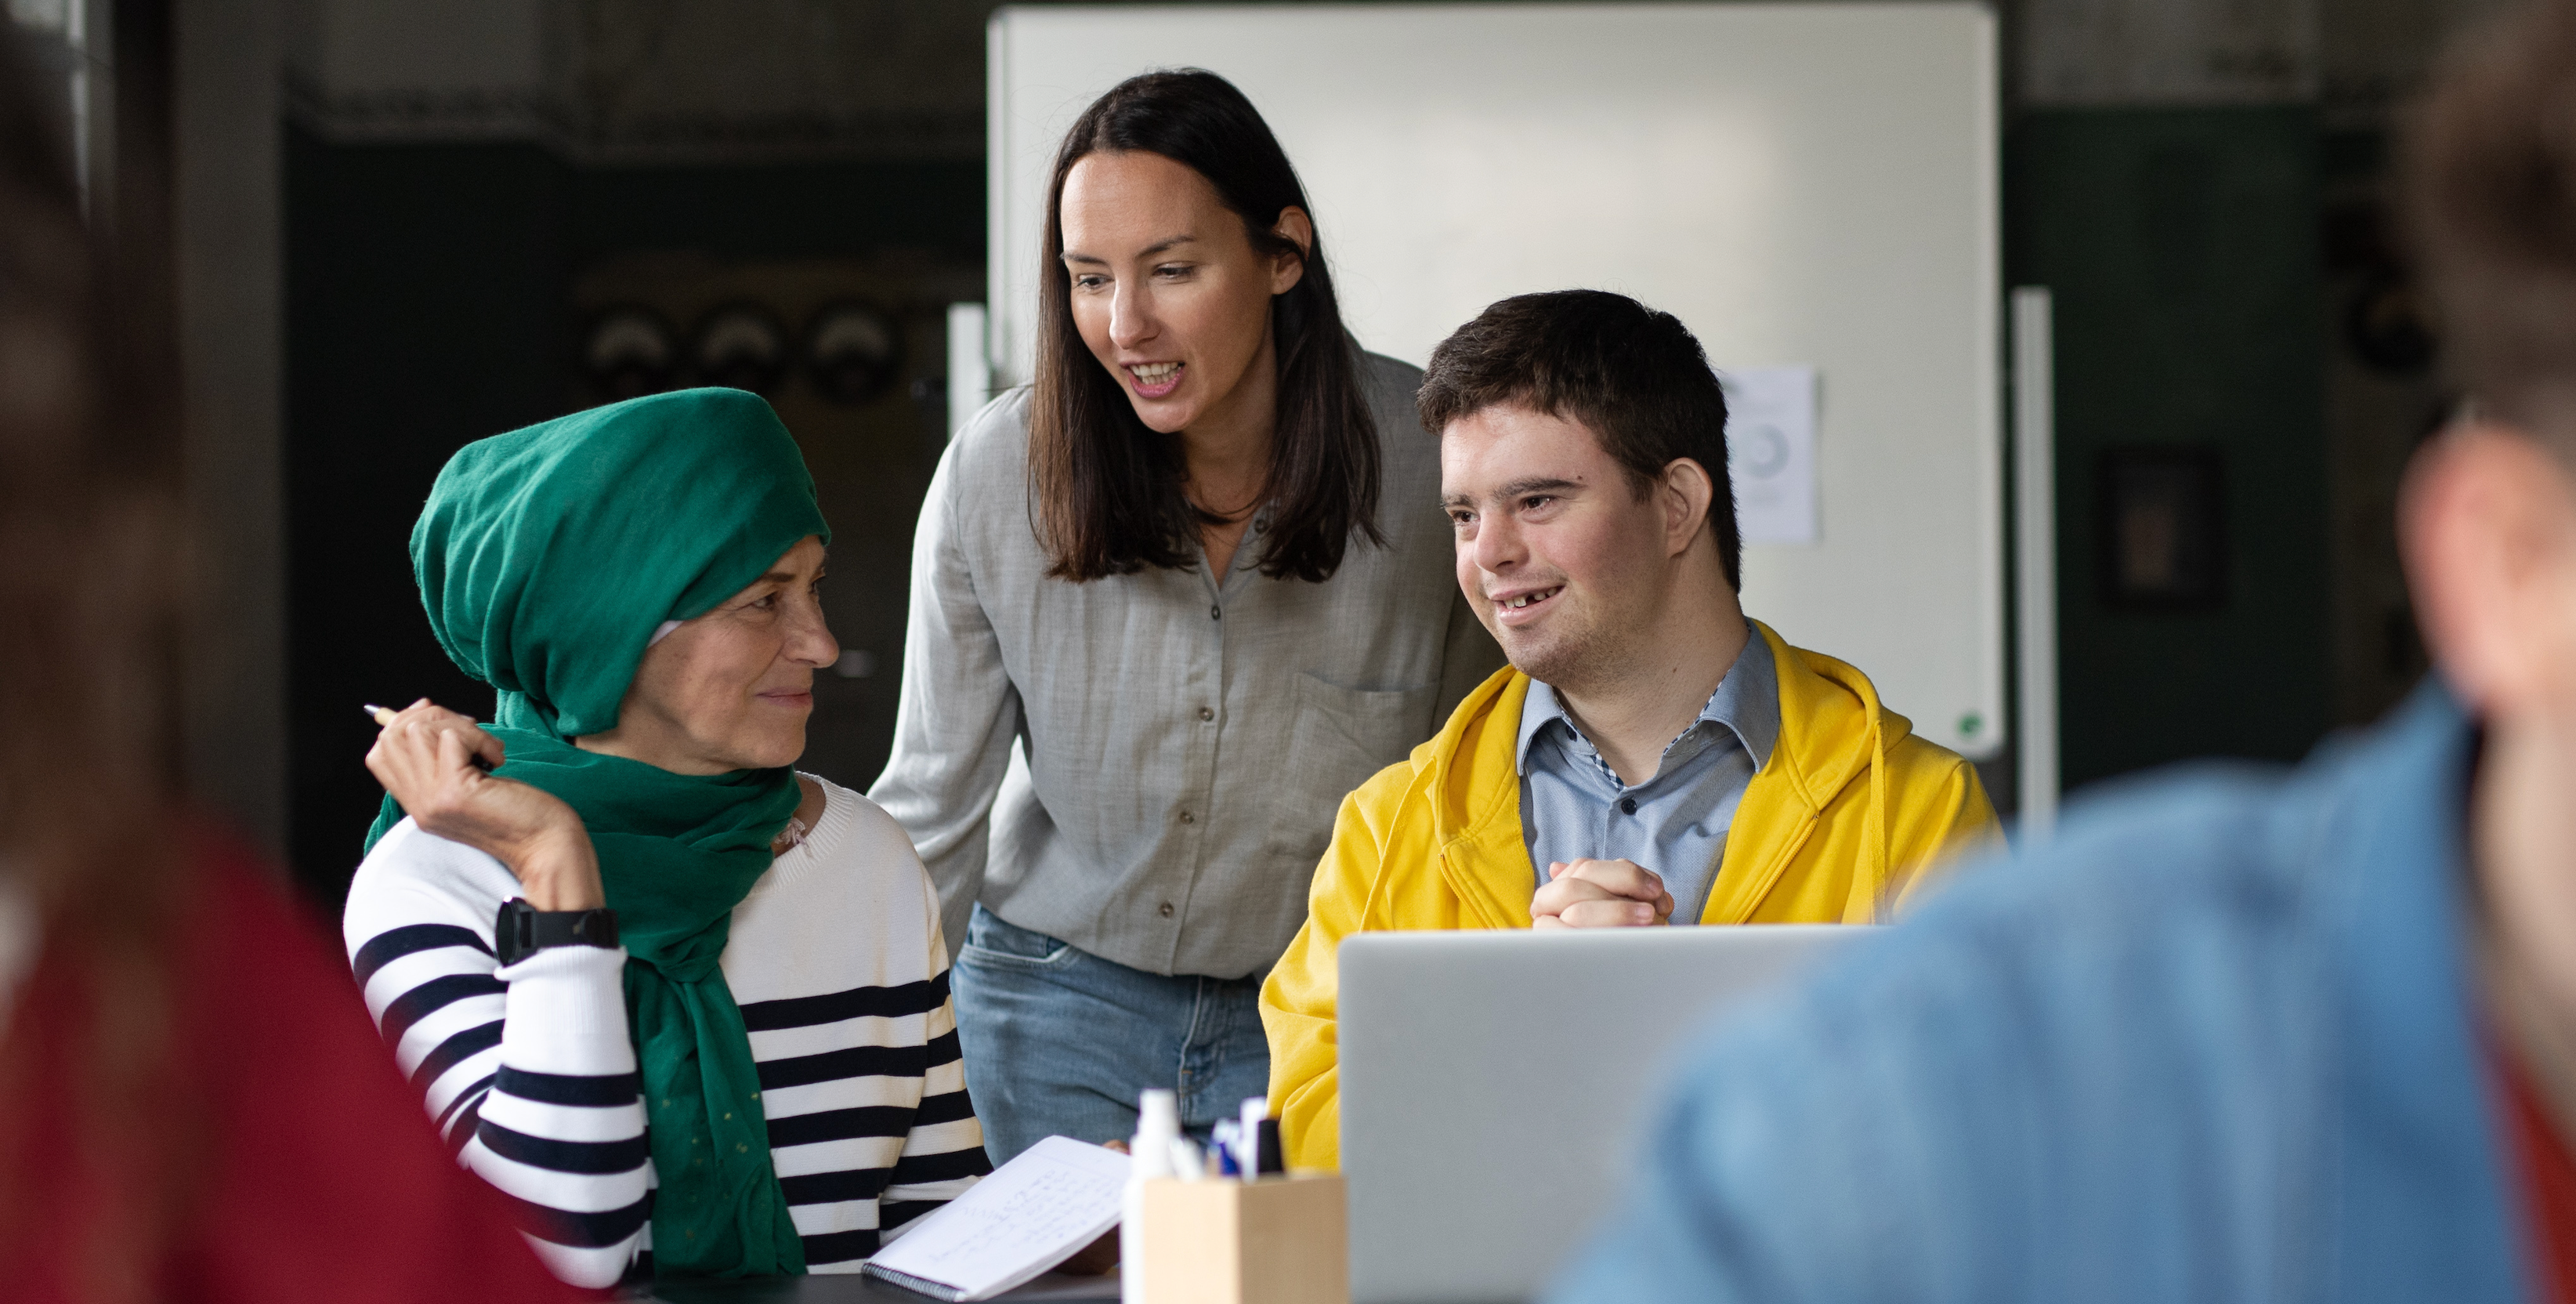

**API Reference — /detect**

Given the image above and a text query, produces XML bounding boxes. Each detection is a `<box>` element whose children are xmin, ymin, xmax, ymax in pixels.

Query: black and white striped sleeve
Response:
<box><xmin>345</xmin><ymin>820</ymin><xmax>653</xmax><ymax>1288</ymax></box>
<box><xmin>879</xmin><ymin>886</ymin><xmax>990</xmax><ymax>1237</ymax></box>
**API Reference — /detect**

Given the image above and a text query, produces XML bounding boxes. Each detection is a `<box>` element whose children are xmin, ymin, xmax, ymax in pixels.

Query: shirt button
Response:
<box><xmin>1210</xmin><ymin>603</ymin><xmax>1221</xmax><ymax>620</ymax></box>
<box><xmin>1198</xmin><ymin>707</ymin><xmax>1214</xmax><ymax>722</ymax></box>
<box><xmin>1619</xmin><ymin>798</ymin><xmax>1638</xmax><ymax>815</ymax></box>
<box><xmin>1159</xmin><ymin>902</ymin><xmax>1175</xmax><ymax>918</ymax></box>
<box><xmin>1179</xmin><ymin>810</ymin><xmax>1196</xmax><ymax>824</ymax></box>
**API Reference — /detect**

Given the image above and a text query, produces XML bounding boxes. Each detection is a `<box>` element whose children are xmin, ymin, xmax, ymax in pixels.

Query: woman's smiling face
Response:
<box><xmin>581</xmin><ymin>534</ymin><xmax>835</xmax><ymax>775</ymax></box>
<box><xmin>1057</xmin><ymin>149</ymin><xmax>1306</xmax><ymax>436</ymax></box>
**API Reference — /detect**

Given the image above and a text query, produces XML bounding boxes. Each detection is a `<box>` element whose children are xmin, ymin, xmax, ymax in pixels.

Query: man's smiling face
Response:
<box><xmin>1440</xmin><ymin>403</ymin><xmax>1674</xmax><ymax>694</ymax></box>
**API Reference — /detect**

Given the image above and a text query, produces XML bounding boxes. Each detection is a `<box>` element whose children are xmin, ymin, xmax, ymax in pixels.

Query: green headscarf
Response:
<box><xmin>364</xmin><ymin>387</ymin><xmax>830</xmax><ymax>1277</ymax></box>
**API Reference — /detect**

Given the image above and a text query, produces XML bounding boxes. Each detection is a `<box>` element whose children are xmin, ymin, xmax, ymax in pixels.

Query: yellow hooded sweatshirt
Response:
<box><xmin>1258</xmin><ymin>621</ymin><xmax>1999</xmax><ymax>1171</ymax></box>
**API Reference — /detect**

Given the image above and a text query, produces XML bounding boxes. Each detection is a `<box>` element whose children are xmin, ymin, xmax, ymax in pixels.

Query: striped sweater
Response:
<box><xmin>342</xmin><ymin>775</ymin><xmax>990</xmax><ymax>1288</ymax></box>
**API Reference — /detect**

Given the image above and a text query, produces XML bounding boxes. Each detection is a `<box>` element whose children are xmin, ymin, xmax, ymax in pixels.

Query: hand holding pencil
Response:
<box><xmin>366</xmin><ymin>701</ymin><xmax>497</xmax><ymax>770</ymax></box>
<box><xmin>364</xmin><ymin>699</ymin><xmax>604</xmax><ymax>911</ymax></box>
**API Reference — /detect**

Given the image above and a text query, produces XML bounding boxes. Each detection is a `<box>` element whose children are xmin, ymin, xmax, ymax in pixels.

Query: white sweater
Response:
<box><xmin>342</xmin><ymin>775</ymin><xmax>986</xmax><ymax>1288</ymax></box>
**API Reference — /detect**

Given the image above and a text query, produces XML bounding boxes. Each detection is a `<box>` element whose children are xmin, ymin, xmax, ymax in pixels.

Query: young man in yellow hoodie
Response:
<box><xmin>1260</xmin><ymin>289</ymin><xmax>2000</xmax><ymax>1169</ymax></box>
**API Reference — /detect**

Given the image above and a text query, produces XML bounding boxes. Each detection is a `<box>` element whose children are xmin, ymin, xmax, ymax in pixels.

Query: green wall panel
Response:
<box><xmin>2008</xmin><ymin>107</ymin><xmax>2329</xmax><ymax>790</ymax></box>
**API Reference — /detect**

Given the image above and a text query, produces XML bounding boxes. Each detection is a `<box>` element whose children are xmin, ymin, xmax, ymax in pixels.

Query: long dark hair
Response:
<box><xmin>1030</xmin><ymin>68</ymin><xmax>1384</xmax><ymax>584</ymax></box>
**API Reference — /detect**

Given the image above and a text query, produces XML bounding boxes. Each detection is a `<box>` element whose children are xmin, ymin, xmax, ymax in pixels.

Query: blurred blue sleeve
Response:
<box><xmin>1543</xmin><ymin>934</ymin><xmax>2019</xmax><ymax>1304</ymax></box>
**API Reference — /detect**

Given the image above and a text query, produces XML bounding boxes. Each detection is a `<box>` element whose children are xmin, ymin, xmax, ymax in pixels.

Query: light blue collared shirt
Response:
<box><xmin>1517</xmin><ymin>625</ymin><xmax>1779</xmax><ymax>923</ymax></box>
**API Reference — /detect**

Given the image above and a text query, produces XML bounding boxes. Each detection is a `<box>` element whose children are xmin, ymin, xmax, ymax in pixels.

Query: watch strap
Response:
<box><xmin>494</xmin><ymin>897</ymin><xmax>620</xmax><ymax>967</ymax></box>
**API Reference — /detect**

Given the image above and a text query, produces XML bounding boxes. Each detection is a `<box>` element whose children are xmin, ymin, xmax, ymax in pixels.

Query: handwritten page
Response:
<box><xmin>863</xmin><ymin>1136</ymin><xmax>1130</xmax><ymax>1302</ymax></box>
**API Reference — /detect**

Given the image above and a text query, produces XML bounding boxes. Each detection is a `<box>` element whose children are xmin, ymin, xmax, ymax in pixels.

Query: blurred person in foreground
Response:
<box><xmin>1547</xmin><ymin>5</ymin><xmax>2576</xmax><ymax>1302</ymax></box>
<box><xmin>0</xmin><ymin>31</ymin><xmax>581</xmax><ymax>1304</ymax></box>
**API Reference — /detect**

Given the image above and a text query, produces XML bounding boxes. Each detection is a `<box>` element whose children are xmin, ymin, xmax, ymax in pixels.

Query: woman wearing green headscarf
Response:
<box><xmin>342</xmin><ymin>388</ymin><xmax>990</xmax><ymax>1287</ymax></box>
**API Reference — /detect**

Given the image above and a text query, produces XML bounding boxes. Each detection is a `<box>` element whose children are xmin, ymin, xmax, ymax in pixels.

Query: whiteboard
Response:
<box><xmin>989</xmin><ymin>2</ymin><xmax>2003</xmax><ymax>758</ymax></box>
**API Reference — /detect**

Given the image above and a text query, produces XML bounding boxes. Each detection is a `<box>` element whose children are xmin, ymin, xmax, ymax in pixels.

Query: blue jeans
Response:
<box><xmin>953</xmin><ymin>904</ymin><xmax>1272</xmax><ymax>1165</ymax></box>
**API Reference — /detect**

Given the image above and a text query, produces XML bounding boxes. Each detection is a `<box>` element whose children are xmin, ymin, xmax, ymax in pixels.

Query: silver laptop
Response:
<box><xmin>1338</xmin><ymin>925</ymin><xmax>1868</xmax><ymax>1304</ymax></box>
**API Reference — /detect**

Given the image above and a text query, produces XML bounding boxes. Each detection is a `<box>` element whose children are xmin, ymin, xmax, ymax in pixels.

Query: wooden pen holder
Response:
<box><xmin>1136</xmin><ymin>1172</ymin><xmax>1349</xmax><ymax>1304</ymax></box>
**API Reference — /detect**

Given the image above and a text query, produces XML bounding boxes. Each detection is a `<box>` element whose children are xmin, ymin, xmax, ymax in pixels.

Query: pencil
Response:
<box><xmin>365</xmin><ymin>704</ymin><xmax>498</xmax><ymax>771</ymax></box>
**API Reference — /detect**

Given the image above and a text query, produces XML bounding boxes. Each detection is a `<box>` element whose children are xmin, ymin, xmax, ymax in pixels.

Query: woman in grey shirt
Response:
<box><xmin>870</xmin><ymin>69</ymin><xmax>1500</xmax><ymax>1161</ymax></box>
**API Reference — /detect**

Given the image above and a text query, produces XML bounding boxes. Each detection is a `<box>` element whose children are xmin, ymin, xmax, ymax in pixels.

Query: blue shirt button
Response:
<box><xmin>1620</xmin><ymin>797</ymin><xmax>1638</xmax><ymax>815</ymax></box>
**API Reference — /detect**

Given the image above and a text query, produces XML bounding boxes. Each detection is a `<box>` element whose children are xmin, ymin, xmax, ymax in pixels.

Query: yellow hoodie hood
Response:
<box><xmin>1261</xmin><ymin>620</ymin><xmax>1999</xmax><ymax>1168</ymax></box>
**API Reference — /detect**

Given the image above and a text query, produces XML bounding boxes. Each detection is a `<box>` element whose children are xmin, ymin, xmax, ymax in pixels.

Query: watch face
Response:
<box><xmin>495</xmin><ymin>898</ymin><xmax>531</xmax><ymax>965</ymax></box>
<box><xmin>492</xmin><ymin>899</ymin><xmax>615</xmax><ymax>963</ymax></box>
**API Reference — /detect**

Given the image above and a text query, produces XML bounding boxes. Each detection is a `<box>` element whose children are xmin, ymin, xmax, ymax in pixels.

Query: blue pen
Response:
<box><xmin>1211</xmin><ymin>1120</ymin><xmax>1243</xmax><ymax>1177</ymax></box>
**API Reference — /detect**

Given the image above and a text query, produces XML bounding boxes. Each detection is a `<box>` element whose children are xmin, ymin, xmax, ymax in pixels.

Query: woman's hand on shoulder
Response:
<box><xmin>365</xmin><ymin>699</ymin><xmax>606</xmax><ymax>911</ymax></box>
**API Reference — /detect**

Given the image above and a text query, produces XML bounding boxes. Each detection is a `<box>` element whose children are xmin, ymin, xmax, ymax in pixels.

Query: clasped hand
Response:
<box><xmin>365</xmin><ymin>698</ymin><xmax>605</xmax><ymax>912</ymax></box>
<box><xmin>1531</xmin><ymin>857</ymin><xmax>1674</xmax><ymax>928</ymax></box>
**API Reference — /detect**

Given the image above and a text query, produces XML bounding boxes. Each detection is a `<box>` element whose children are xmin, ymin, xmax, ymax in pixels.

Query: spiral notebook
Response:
<box><xmin>861</xmin><ymin>1136</ymin><xmax>1131</xmax><ymax>1302</ymax></box>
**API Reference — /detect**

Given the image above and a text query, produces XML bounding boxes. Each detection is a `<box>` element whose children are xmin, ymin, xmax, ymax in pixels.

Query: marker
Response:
<box><xmin>1254</xmin><ymin>1117</ymin><xmax>1284</xmax><ymax>1177</ymax></box>
<box><xmin>366</xmin><ymin>704</ymin><xmax>497</xmax><ymax>772</ymax></box>
<box><xmin>1210</xmin><ymin>1120</ymin><xmax>1243</xmax><ymax>1177</ymax></box>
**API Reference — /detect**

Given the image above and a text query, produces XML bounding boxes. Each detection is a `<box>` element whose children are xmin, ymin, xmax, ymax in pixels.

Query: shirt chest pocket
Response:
<box><xmin>1264</xmin><ymin>672</ymin><xmax>1438</xmax><ymax>869</ymax></box>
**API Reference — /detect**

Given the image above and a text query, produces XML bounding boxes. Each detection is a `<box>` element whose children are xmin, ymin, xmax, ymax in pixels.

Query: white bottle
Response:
<box><xmin>1238</xmin><ymin>1096</ymin><xmax>1269</xmax><ymax>1183</ymax></box>
<box><xmin>1121</xmin><ymin>1089</ymin><xmax>1179</xmax><ymax>1304</ymax></box>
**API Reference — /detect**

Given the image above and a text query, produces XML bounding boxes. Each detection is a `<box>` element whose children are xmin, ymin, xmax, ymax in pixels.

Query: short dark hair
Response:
<box><xmin>1030</xmin><ymin>69</ymin><xmax>1383</xmax><ymax>584</ymax></box>
<box><xmin>1418</xmin><ymin>289</ymin><xmax>1741</xmax><ymax>590</ymax></box>
<box><xmin>2408</xmin><ymin>1</ymin><xmax>2576</xmax><ymax>440</ymax></box>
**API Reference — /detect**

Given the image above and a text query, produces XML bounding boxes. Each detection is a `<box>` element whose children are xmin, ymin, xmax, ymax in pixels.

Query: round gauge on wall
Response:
<box><xmin>583</xmin><ymin>306</ymin><xmax>678</xmax><ymax>400</ymax></box>
<box><xmin>805</xmin><ymin>300</ymin><xmax>903</xmax><ymax>405</ymax></box>
<box><xmin>692</xmin><ymin>302</ymin><xmax>791</xmax><ymax>397</ymax></box>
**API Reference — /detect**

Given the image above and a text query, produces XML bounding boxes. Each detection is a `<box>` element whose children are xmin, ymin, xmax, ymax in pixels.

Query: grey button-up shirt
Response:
<box><xmin>1518</xmin><ymin>624</ymin><xmax>1780</xmax><ymax>923</ymax></box>
<box><xmin>870</xmin><ymin>353</ymin><xmax>1506</xmax><ymax>979</ymax></box>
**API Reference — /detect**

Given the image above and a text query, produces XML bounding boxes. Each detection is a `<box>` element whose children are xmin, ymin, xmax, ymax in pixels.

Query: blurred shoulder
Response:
<box><xmin>1866</xmin><ymin>760</ymin><xmax>2314</xmax><ymax>988</ymax></box>
<box><xmin>1567</xmin><ymin>715</ymin><xmax>2458</xmax><ymax>1300</ymax></box>
<box><xmin>1695</xmin><ymin>757</ymin><xmax>2343</xmax><ymax>1161</ymax></box>
<box><xmin>182</xmin><ymin>820</ymin><xmax>358</xmax><ymax>989</ymax></box>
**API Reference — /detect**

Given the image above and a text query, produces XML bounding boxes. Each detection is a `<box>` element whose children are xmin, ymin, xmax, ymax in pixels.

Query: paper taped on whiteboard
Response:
<box><xmin>1722</xmin><ymin>366</ymin><xmax>1818</xmax><ymax>546</ymax></box>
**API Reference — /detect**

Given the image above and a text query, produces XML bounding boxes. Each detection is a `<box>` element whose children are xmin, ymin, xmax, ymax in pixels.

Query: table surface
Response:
<box><xmin>634</xmin><ymin>1271</ymin><xmax>1519</xmax><ymax>1304</ymax></box>
<box><xmin>638</xmin><ymin>1271</ymin><xmax>1120</xmax><ymax>1303</ymax></box>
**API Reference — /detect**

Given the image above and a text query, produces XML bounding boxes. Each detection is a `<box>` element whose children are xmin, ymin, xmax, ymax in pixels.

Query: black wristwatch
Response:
<box><xmin>494</xmin><ymin>897</ymin><xmax>620</xmax><ymax>966</ymax></box>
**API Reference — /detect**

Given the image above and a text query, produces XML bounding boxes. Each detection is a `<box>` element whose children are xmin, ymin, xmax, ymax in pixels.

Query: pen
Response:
<box><xmin>1211</xmin><ymin>1120</ymin><xmax>1243</xmax><ymax>1177</ymax></box>
<box><xmin>365</xmin><ymin>704</ymin><xmax>497</xmax><ymax>771</ymax></box>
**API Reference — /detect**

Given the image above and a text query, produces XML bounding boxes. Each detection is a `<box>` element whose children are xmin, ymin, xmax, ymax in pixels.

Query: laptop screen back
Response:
<box><xmin>1337</xmin><ymin>925</ymin><xmax>1865</xmax><ymax>1303</ymax></box>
